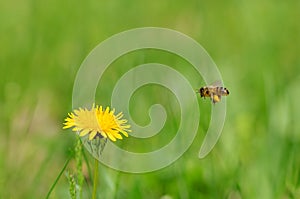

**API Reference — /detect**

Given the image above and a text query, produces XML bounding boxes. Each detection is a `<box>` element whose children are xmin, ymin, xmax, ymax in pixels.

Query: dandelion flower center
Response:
<box><xmin>63</xmin><ymin>105</ymin><xmax>131</xmax><ymax>141</ymax></box>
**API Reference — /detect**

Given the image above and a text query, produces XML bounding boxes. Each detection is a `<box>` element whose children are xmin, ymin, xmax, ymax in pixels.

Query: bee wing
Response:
<box><xmin>210</xmin><ymin>80</ymin><xmax>223</xmax><ymax>87</ymax></box>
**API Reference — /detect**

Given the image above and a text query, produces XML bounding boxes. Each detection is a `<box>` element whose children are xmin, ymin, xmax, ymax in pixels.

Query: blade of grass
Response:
<box><xmin>46</xmin><ymin>155</ymin><xmax>71</xmax><ymax>199</ymax></box>
<box><xmin>92</xmin><ymin>158</ymin><xmax>99</xmax><ymax>199</ymax></box>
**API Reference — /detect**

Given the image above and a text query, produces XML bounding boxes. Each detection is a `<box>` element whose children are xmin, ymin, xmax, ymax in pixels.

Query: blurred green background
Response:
<box><xmin>1</xmin><ymin>0</ymin><xmax>300</xmax><ymax>198</ymax></box>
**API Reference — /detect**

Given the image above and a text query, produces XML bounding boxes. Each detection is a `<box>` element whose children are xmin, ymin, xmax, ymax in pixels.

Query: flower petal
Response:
<box><xmin>107</xmin><ymin>133</ymin><xmax>116</xmax><ymax>141</ymax></box>
<box><xmin>79</xmin><ymin>129</ymin><xmax>90</xmax><ymax>137</ymax></box>
<box><xmin>63</xmin><ymin>105</ymin><xmax>131</xmax><ymax>141</ymax></box>
<box><xmin>89</xmin><ymin>130</ymin><xmax>98</xmax><ymax>140</ymax></box>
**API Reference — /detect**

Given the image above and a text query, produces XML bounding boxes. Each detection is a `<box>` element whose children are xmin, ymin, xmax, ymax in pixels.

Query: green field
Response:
<box><xmin>1</xmin><ymin>0</ymin><xmax>300</xmax><ymax>198</ymax></box>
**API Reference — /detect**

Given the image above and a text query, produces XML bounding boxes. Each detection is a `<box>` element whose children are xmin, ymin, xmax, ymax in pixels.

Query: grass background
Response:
<box><xmin>1</xmin><ymin>0</ymin><xmax>300</xmax><ymax>198</ymax></box>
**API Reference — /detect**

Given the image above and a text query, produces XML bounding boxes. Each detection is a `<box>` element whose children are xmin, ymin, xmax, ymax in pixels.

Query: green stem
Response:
<box><xmin>92</xmin><ymin>158</ymin><xmax>99</xmax><ymax>199</ymax></box>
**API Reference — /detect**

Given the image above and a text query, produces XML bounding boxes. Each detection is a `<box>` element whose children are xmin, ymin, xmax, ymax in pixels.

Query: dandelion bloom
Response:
<box><xmin>63</xmin><ymin>105</ymin><xmax>131</xmax><ymax>141</ymax></box>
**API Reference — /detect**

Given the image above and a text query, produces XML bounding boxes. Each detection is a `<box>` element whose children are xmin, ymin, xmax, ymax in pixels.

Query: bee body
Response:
<box><xmin>198</xmin><ymin>86</ymin><xmax>229</xmax><ymax>104</ymax></box>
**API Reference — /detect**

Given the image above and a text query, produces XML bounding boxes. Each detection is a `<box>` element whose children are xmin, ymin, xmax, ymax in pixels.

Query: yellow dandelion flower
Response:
<box><xmin>63</xmin><ymin>105</ymin><xmax>131</xmax><ymax>141</ymax></box>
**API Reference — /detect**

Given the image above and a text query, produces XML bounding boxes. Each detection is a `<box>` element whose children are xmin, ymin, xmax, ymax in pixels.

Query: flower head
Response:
<box><xmin>63</xmin><ymin>105</ymin><xmax>131</xmax><ymax>141</ymax></box>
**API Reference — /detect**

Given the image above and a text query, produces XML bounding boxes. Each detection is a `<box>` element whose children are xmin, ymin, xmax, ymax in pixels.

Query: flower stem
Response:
<box><xmin>92</xmin><ymin>158</ymin><xmax>99</xmax><ymax>199</ymax></box>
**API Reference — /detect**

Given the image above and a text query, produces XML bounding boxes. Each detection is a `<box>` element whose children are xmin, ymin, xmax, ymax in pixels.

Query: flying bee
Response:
<box><xmin>197</xmin><ymin>83</ymin><xmax>229</xmax><ymax>104</ymax></box>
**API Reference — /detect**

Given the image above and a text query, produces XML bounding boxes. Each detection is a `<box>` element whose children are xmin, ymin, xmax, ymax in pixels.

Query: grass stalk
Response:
<box><xmin>92</xmin><ymin>158</ymin><xmax>99</xmax><ymax>199</ymax></box>
<box><xmin>46</xmin><ymin>156</ymin><xmax>71</xmax><ymax>199</ymax></box>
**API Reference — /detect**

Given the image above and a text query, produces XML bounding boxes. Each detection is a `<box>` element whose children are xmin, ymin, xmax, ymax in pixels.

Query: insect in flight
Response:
<box><xmin>197</xmin><ymin>82</ymin><xmax>229</xmax><ymax>104</ymax></box>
